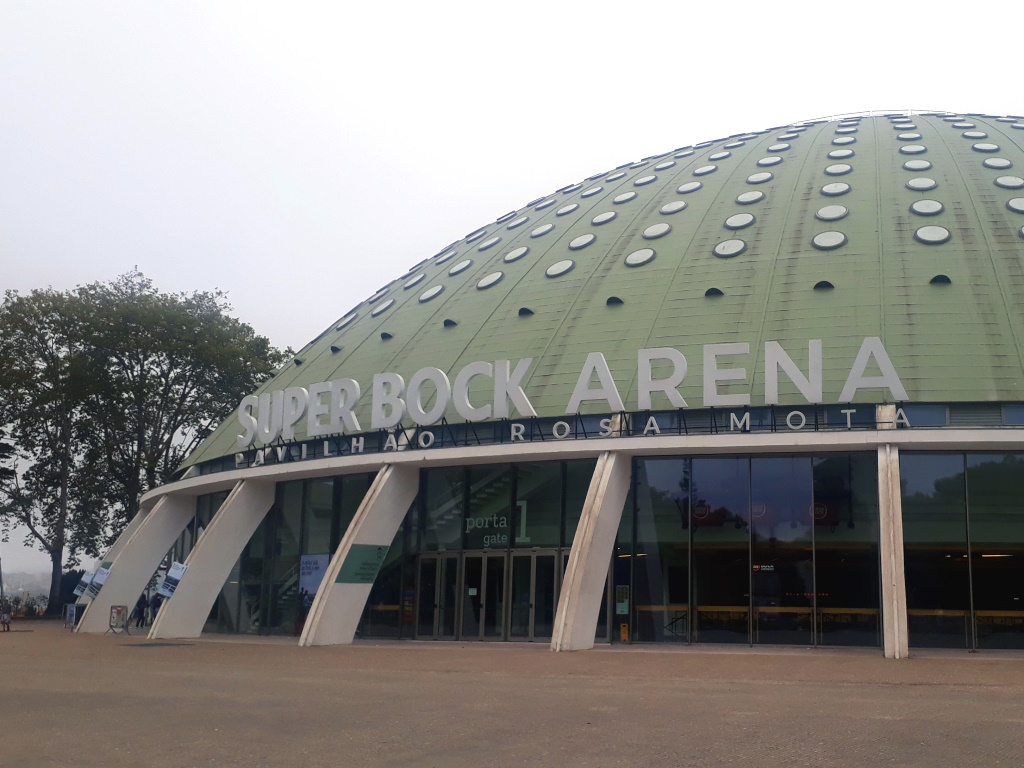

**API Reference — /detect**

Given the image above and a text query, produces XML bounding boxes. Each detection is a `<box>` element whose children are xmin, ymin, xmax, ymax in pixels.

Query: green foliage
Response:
<box><xmin>0</xmin><ymin>270</ymin><xmax>285</xmax><ymax>610</ymax></box>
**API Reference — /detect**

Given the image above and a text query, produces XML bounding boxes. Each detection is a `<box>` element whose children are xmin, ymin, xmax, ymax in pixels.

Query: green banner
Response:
<box><xmin>335</xmin><ymin>544</ymin><xmax>389</xmax><ymax>585</ymax></box>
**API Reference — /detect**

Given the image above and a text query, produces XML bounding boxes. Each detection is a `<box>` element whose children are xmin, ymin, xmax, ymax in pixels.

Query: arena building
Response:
<box><xmin>77</xmin><ymin>111</ymin><xmax>1024</xmax><ymax>658</ymax></box>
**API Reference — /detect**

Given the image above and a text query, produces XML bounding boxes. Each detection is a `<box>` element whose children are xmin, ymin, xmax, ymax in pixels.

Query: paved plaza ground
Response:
<box><xmin>3</xmin><ymin>620</ymin><xmax>1024</xmax><ymax>767</ymax></box>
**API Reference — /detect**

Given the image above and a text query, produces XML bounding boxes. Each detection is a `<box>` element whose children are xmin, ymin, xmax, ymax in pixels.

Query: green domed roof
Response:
<box><xmin>186</xmin><ymin>112</ymin><xmax>1024</xmax><ymax>466</ymax></box>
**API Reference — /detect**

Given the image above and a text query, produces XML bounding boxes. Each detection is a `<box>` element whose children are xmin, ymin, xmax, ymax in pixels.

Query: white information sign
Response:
<box><xmin>86</xmin><ymin>567</ymin><xmax>110</xmax><ymax>599</ymax></box>
<box><xmin>158</xmin><ymin>561</ymin><xmax>188</xmax><ymax>598</ymax></box>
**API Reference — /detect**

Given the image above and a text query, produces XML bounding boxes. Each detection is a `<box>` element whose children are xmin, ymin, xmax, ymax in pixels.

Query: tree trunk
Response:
<box><xmin>46</xmin><ymin>548</ymin><xmax>63</xmax><ymax>615</ymax></box>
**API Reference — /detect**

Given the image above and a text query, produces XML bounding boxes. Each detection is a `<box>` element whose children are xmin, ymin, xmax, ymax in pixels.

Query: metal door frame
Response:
<box><xmin>511</xmin><ymin>549</ymin><xmax>560</xmax><ymax>641</ymax></box>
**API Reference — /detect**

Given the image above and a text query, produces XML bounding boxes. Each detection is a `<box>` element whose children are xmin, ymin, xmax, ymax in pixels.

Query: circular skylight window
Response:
<box><xmin>758</xmin><ymin>156</ymin><xmax>783</xmax><ymax>167</ymax></box>
<box><xmin>812</xmin><ymin>231</ymin><xmax>847</xmax><ymax>250</ymax></box>
<box><xmin>674</xmin><ymin>150</ymin><xmax>694</xmax><ymax>159</ymax></box>
<box><xmin>973</xmin><ymin>143</ymin><xmax>1000</xmax><ymax>153</ymax></box>
<box><xmin>821</xmin><ymin>182</ymin><xmax>851</xmax><ymax>196</ymax></box>
<box><xmin>914</xmin><ymin>225</ymin><xmax>951</xmax><ymax>244</ymax></box>
<box><xmin>709</xmin><ymin>151</ymin><xmax>731</xmax><ymax>161</ymax></box>
<box><xmin>816</xmin><ymin>205</ymin><xmax>849</xmax><ymax>221</ymax></box>
<box><xmin>634</xmin><ymin>175</ymin><xmax>657</xmax><ymax>186</ymax></box>
<box><xmin>624</xmin><ymin>248</ymin><xmax>656</xmax><ymax>267</ymax></box>
<box><xmin>530</xmin><ymin>223</ymin><xmax>554</xmax><ymax>237</ymax></box>
<box><xmin>606</xmin><ymin>171</ymin><xmax>627</xmax><ymax>181</ymax></box>
<box><xmin>557</xmin><ymin>203</ymin><xmax>579</xmax><ymax>216</ymax></box>
<box><xmin>561</xmin><ymin>183</ymin><xmax>583</xmax><ymax>194</ymax></box>
<box><xmin>449</xmin><ymin>259</ymin><xmax>473</xmax><ymax>275</ymax></box>
<box><xmin>984</xmin><ymin>158</ymin><xmax>1012</xmax><ymax>169</ymax></box>
<box><xmin>643</xmin><ymin>223</ymin><xmax>671</xmax><ymax>239</ymax></box>
<box><xmin>713</xmin><ymin>239</ymin><xmax>747</xmax><ymax>258</ymax></box>
<box><xmin>545</xmin><ymin>259</ymin><xmax>575</xmax><ymax>277</ymax></box>
<box><xmin>768</xmin><ymin>143</ymin><xmax>791</xmax><ymax>152</ymax></box>
<box><xmin>504</xmin><ymin>246</ymin><xmax>529</xmax><ymax>263</ymax></box>
<box><xmin>910</xmin><ymin>199</ymin><xmax>944</xmax><ymax>216</ymax></box>
<box><xmin>418</xmin><ymin>286</ymin><xmax>444</xmax><ymax>302</ymax></box>
<box><xmin>534</xmin><ymin>199</ymin><xmax>556</xmax><ymax>210</ymax></box>
<box><xmin>580</xmin><ymin>186</ymin><xmax>603</xmax><ymax>198</ymax></box>
<box><xmin>569</xmin><ymin>234</ymin><xmax>596</xmax><ymax>250</ymax></box>
<box><xmin>953</xmin><ymin>122</ymin><xmax>975</xmax><ymax>129</ymax></box>
<box><xmin>367</xmin><ymin>288</ymin><xmax>389</xmax><ymax>304</ymax></box>
<box><xmin>435</xmin><ymin>250</ymin><xmax>457</xmax><ymax>265</ymax></box>
<box><xmin>694</xmin><ymin>165</ymin><xmax>718</xmax><ymax>176</ymax></box>
<box><xmin>724</xmin><ymin>141</ymin><xmax>746</xmax><ymax>149</ymax></box>
<box><xmin>404</xmin><ymin>273</ymin><xmax>426</xmax><ymax>289</ymax></box>
<box><xmin>906</xmin><ymin>177</ymin><xmax>937</xmax><ymax>191</ymax></box>
<box><xmin>903</xmin><ymin>160</ymin><xmax>932</xmax><ymax>171</ymax></box>
<box><xmin>1008</xmin><ymin>198</ymin><xmax>1024</xmax><ymax>213</ymax></box>
<box><xmin>336</xmin><ymin>313</ymin><xmax>358</xmax><ymax>329</ymax></box>
<box><xmin>725</xmin><ymin>213</ymin><xmax>755</xmax><ymax>230</ymax></box>
<box><xmin>900</xmin><ymin>145</ymin><xmax>927</xmax><ymax>155</ymax></box>
<box><xmin>835</xmin><ymin>127</ymin><xmax>858</xmax><ymax>134</ymax></box>
<box><xmin>747</xmin><ymin>172</ymin><xmax>773</xmax><ymax>184</ymax></box>
<box><xmin>778</xmin><ymin>133</ymin><xmax>799</xmax><ymax>140</ymax></box>
<box><xmin>736</xmin><ymin>191</ymin><xmax>764</xmax><ymax>204</ymax></box>
<box><xmin>677</xmin><ymin>181</ymin><xmax>703</xmax><ymax>194</ymax></box>
<box><xmin>507</xmin><ymin>216</ymin><xmax>529</xmax><ymax>229</ymax></box>
<box><xmin>660</xmin><ymin>201</ymin><xmax>687</xmax><ymax>214</ymax></box>
<box><xmin>592</xmin><ymin>211</ymin><xmax>616</xmax><ymax>224</ymax></box>
<box><xmin>897</xmin><ymin>133</ymin><xmax>922</xmax><ymax>141</ymax></box>
<box><xmin>995</xmin><ymin>176</ymin><xmax>1024</xmax><ymax>189</ymax></box>
<box><xmin>825</xmin><ymin>164</ymin><xmax>853</xmax><ymax>175</ymax></box>
<box><xmin>832</xmin><ymin>136</ymin><xmax>856</xmax><ymax>145</ymax></box>
<box><xmin>372</xmin><ymin>298</ymin><xmax>396</xmax><ymax>315</ymax></box>
<box><xmin>654</xmin><ymin>160</ymin><xmax>676</xmax><ymax>170</ymax></box>
<box><xmin>963</xmin><ymin>131</ymin><xmax>988</xmax><ymax>139</ymax></box>
<box><xmin>495</xmin><ymin>211</ymin><xmax>517</xmax><ymax>224</ymax></box>
<box><xmin>465</xmin><ymin>229</ymin><xmax>487</xmax><ymax>242</ymax></box>
<box><xmin>828</xmin><ymin>149</ymin><xmax>854</xmax><ymax>159</ymax></box>
<box><xmin>477</xmin><ymin>272</ymin><xmax>503</xmax><ymax>289</ymax></box>
<box><xmin>613</xmin><ymin>192</ymin><xmax>637</xmax><ymax>203</ymax></box>
<box><xmin>477</xmin><ymin>236</ymin><xmax>501</xmax><ymax>251</ymax></box>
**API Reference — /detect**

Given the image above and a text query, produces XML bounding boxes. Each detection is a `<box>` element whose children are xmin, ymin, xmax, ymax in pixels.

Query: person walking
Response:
<box><xmin>149</xmin><ymin>592</ymin><xmax>162</xmax><ymax>624</ymax></box>
<box><xmin>135</xmin><ymin>593</ymin><xmax>148</xmax><ymax>628</ymax></box>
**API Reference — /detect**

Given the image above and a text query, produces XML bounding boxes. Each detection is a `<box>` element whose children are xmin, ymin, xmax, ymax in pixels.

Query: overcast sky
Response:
<box><xmin>0</xmin><ymin>1</ymin><xmax>1014</xmax><ymax>572</ymax></box>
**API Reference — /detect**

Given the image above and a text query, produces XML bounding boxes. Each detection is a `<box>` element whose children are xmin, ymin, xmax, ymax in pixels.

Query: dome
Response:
<box><xmin>186</xmin><ymin>112</ymin><xmax>1024</xmax><ymax>468</ymax></box>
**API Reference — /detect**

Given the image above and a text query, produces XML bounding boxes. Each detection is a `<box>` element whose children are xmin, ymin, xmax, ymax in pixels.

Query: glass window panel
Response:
<box><xmin>813</xmin><ymin>454</ymin><xmax>880</xmax><ymax>647</ymax></box>
<box><xmin>423</xmin><ymin>468</ymin><xmax>465</xmax><ymax>552</ymax></box>
<box><xmin>564</xmin><ymin>460</ymin><xmax>597</xmax><ymax>547</ymax></box>
<box><xmin>303</xmin><ymin>478</ymin><xmax>334</xmax><ymax>555</ymax></box>
<box><xmin>751</xmin><ymin>457</ymin><xmax>814</xmax><ymax>645</ymax></box>
<box><xmin>901</xmin><ymin>453</ymin><xmax>970</xmax><ymax>648</ymax></box>
<box><xmin>900</xmin><ymin>405</ymin><xmax>948</xmax><ymax>427</ymax></box>
<box><xmin>691</xmin><ymin>458</ymin><xmax>750</xmax><ymax>644</ymax></box>
<box><xmin>264</xmin><ymin>481</ymin><xmax>304</xmax><ymax>635</ymax></box>
<box><xmin>1001</xmin><ymin>404</ymin><xmax>1024</xmax><ymax>426</ymax></box>
<box><xmin>613</xmin><ymin>492</ymin><xmax>633</xmax><ymax>643</ymax></box>
<box><xmin>513</xmin><ymin>463</ymin><xmax>561</xmax><ymax>548</ymax></box>
<box><xmin>633</xmin><ymin>458</ymin><xmax>690</xmax><ymax>642</ymax></box>
<box><xmin>825</xmin><ymin>405</ymin><xmax>875</xmax><ymax>427</ymax></box>
<box><xmin>967</xmin><ymin>453</ymin><xmax>1024</xmax><ymax>649</ymax></box>
<box><xmin>360</xmin><ymin>514</ymin><xmax>407</xmax><ymax>639</ymax></box>
<box><xmin>463</xmin><ymin>465</ymin><xmax>511</xmax><ymax>550</ymax></box>
<box><xmin>336</xmin><ymin>474</ymin><xmax>372</xmax><ymax>551</ymax></box>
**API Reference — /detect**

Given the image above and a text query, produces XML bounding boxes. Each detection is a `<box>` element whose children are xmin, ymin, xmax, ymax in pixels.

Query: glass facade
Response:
<box><xmin>901</xmin><ymin>452</ymin><xmax>1024</xmax><ymax>649</ymax></box>
<box><xmin>619</xmin><ymin>454</ymin><xmax>880</xmax><ymax>646</ymax></box>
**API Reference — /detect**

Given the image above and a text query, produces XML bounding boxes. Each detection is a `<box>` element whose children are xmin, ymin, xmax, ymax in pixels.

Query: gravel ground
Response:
<box><xmin>3</xmin><ymin>620</ymin><xmax>1024</xmax><ymax>767</ymax></box>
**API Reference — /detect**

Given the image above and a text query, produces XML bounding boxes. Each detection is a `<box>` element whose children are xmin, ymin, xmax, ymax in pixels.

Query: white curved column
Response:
<box><xmin>551</xmin><ymin>451</ymin><xmax>632</xmax><ymax>652</ymax></box>
<box><xmin>76</xmin><ymin>504</ymin><xmax>152</xmax><ymax>607</ymax></box>
<box><xmin>76</xmin><ymin>495</ymin><xmax>195</xmax><ymax>633</ymax></box>
<box><xmin>149</xmin><ymin>479</ymin><xmax>275</xmax><ymax>640</ymax></box>
<box><xmin>300</xmin><ymin>464</ymin><xmax>419</xmax><ymax>647</ymax></box>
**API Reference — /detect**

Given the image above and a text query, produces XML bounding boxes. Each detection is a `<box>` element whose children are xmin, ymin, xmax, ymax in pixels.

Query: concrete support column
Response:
<box><xmin>878</xmin><ymin>441</ymin><xmax>909</xmax><ymax>659</ymax></box>
<box><xmin>300</xmin><ymin>464</ymin><xmax>419</xmax><ymax>647</ymax></box>
<box><xmin>76</xmin><ymin>505</ymin><xmax>152</xmax><ymax>607</ymax></box>
<box><xmin>149</xmin><ymin>480</ymin><xmax>275</xmax><ymax>640</ymax></box>
<box><xmin>551</xmin><ymin>451</ymin><xmax>632</xmax><ymax>652</ymax></box>
<box><xmin>77</xmin><ymin>495</ymin><xmax>196</xmax><ymax>633</ymax></box>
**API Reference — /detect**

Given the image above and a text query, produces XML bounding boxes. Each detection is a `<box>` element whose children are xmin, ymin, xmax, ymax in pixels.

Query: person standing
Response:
<box><xmin>0</xmin><ymin>601</ymin><xmax>10</xmax><ymax>632</ymax></box>
<box><xmin>135</xmin><ymin>593</ymin><xmax>148</xmax><ymax>628</ymax></box>
<box><xmin>149</xmin><ymin>592</ymin><xmax>162</xmax><ymax>624</ymax></box>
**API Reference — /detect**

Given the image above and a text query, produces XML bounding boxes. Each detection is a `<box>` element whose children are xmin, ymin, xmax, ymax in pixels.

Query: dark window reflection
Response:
<box><xmin>901</xmin><ymin>453</ymin><xmax>970</xmax><ymax>648</ymax></box>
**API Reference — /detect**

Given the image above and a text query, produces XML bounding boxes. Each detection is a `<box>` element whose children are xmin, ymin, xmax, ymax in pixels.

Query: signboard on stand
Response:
<box><xmin>86</xmin><ymin>566</ymin><xmax>111</xmax><ymax>599</ymax></box>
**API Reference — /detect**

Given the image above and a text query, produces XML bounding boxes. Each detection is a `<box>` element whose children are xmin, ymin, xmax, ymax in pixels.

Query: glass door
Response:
<box><xmin>510</xmin><ymin>551</ymin><xmax>558</xmax><ymax>641</ymax></box>
<box><xmin>461</xmin><ymin>553</ymin><xmax>507</xmax><ymax>640</ymax></box>
<box><xmin>416</xmin><ymin>555</ymin><xmax>459</xmax><ymax>640</ymax></box>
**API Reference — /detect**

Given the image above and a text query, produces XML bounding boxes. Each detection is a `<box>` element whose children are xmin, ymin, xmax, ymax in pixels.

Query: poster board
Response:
<box><xmin>86</xmin><ymin>566</ymin><xmax>111</xmax><ymax>599</ymax></box>
<box><xmin>157</xmin><ymin>561</ymin><xmax>188</xmax><ymax>598</ymax></box>
<box><xmin>108</xmin><ymin>605</ymin><xmax>130</xmax><ymax>634</ymax></box>
<box><xmin>299</xmin><ymin>554</ymin><xmax>331</xmax><ymax>605</ymax></box>
<box><xmin>73</xmin><ymin>572</ymin><xmax>94</xmax><ymax>597</ymax></box>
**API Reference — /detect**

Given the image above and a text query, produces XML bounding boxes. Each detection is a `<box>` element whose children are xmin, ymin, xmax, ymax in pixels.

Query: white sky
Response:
<box><xmin>0</xmin><ymin>1</ymin><xmax>1014</xmax><ymax>572</ymax></box>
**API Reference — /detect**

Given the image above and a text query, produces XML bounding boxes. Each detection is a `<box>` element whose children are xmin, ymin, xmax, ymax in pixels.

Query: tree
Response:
<box><xmin>0</xmin><ymin>288</ymin><xmax>103</xmax><ymax>612</ymax></box>
<box><xmin>0</xmin><ymin>273</ymin><xmax>286</xmax><ymax>612</ymax></box>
